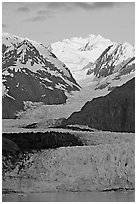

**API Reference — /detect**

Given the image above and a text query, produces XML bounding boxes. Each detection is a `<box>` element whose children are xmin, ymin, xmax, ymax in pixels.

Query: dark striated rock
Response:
<box><xmin>2</xmin><ymin>137</ymin><xmax>20</xmax><ymax>155</ymax></box>
<box><xmin>2</xmin><ymin>137</ymin><xmax>21</xmax><ymax>176</ymax></box>
<box><xmin>2</xmin><ymin>69</ymin><xmax>67</xmax><ymax>118</ymax></box>
<box><xmin>67</xmin><ymin>78</ymin><xmax>135</xmax><ymax>132</ymax></box>
<box><xmin>87</xmin><ymin>43</ymin><xmax>135</xmax><ymax>79</ymax></box>
<box><xmin>2</xmin><ymin>131</ymin><xmax>83</xmax><ymax>152</ymax></box>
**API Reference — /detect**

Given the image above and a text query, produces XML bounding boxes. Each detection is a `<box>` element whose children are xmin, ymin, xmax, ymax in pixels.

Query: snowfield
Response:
<box><xmin>51</xmin><ymin>34</ymin><xmax>114</xmax><ymax>80</ymax></box>
<box><xmin>3</xmin><ymin>141</ymin><xmax>134</xmax><ymax>192</ymax></box>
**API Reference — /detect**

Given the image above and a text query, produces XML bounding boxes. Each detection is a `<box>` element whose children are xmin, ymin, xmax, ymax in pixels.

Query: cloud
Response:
<box><xmin>28</xmin><ymin>15</ymin><xmax>46</xmax><ymax>22</ymax></box>
<box><xmin>28</xmin><ymin>7</ymin><xmax>54</xmax><ymax>22</ymax></box>
<box><xmin>75</xmin><ymin>2</ymin><xmax>115</xmax><ymax>10</ymax></box>
<box><xmin>11</xmin><ymin>2</ymin><xmax>133</xmax><ymax>24</ymax></box>
<box><xmin>47</xmin><ymin>2</ymin><xmax>70</xmax><ymax>9</ymax></box>
<box><xmin>2</xmin><ymin>24</ymin><xmax>6</xmax><ymax>28</ymax></box>
<box><xmin>17</xmin><ymin>6</ymin><xmax>30</xmax><ymax>12</ymax></box>
<box><xmin>27</xmin><ymin>13</ymin><xmax>53</xmax><ymax>22</ymax></box>
<box><xmin>3</xmin><ymin>2</ymin><xmax>133</xmax><ymax>14</ymax></box>
<box><xmin>37</xmin><ymin>9</ymin><xmax>52</xmax><ymax>15</ymax></box>
<box><xmin>44</xmin><ymin>2</ymin><xmax>132</xmax><ymax>11</ymax></box>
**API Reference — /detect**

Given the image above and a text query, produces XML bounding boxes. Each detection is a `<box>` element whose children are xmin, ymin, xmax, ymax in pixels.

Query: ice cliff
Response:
<box><xmin>3</xmin><ymin>141</ymin><xmax>134</xmax><ymax>192</ymax></box>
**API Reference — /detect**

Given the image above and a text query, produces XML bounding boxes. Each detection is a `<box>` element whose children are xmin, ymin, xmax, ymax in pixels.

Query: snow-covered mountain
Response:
<box><xmin>87</xmin><ymin>42</ymin><xmax>135</xmax><ymax>76</ymax></box>
<box><xmin>50</xmin><ymin>34</ymin><xmax>114</xmax><ymax>80</ymax></box>
<box><xmin>50</xmin><ymin>34</ymin><xmax>135</xmax><ymax>85</ymax></box>
<box><xmin>2</xmin><ymin>33</ymin><xmax>135</xmax><ymax>120</ymax></box>
<box><xmin>2</xmin><ymin>33</ymin><xmax>80</xmax><ymax>119</ymax></box>
<box><xmin>86</xmin><ymin>42</ymin><xmax>135</xmax><ymax>90</ymax></box>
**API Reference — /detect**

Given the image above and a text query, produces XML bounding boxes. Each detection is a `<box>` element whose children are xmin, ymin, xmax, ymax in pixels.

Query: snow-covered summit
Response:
<box><xmin>51</xmin><ymin>34</ymin><xmax>134</xmax><ymax>81</ymax></box>
<box><xmin>51</xmin><ymin>34</ymin><xmax>112</xmax><ymax>80</ymax></box>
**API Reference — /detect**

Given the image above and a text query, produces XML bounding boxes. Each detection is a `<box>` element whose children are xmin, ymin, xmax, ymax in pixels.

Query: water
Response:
<box><xmin>2</xmin><ymin>191</ymin><xmax>135</xmax><ymax>202</ymax></box>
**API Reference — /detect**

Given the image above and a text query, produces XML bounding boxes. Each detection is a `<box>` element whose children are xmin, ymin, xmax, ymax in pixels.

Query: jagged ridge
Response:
<box><xmin>87</xmin><ymin>43</ymin><xmax>135</xmax><ymax>78</ymax></box>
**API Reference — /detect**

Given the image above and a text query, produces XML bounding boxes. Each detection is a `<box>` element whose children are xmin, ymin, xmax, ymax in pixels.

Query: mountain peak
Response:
<box><xmin>2</xmin><ymin>32</ymin><xmax>17</xmax><ymax>39</ymax></box>
<box><xmin>96</xmin><ymin>34</ymin><xmax>105</xmax><ymax>40</ymax></box>
<box><xmin>18</xmin><ymin>39</ymin><xmax>35</xmax><ymax>49</ymax></box>
<box><xmin>51</xmin><ymin>33</ymin><xmax>135</xmax><ymax>81</ymax></box>
<box><xmin>122</xmin><ymin>42</ymin><xmax>134</xmax><ymax>49</ymax></box>
<box><xmin>88</xmin><ymin>34</ymin><xmax>96</xmax><ymax>39</ymax></box>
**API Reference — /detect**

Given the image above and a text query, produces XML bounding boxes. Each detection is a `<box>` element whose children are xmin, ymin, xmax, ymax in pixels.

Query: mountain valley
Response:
<box><xmin>2</xmin><ymin>33</ymin><xmax>135</xmax><ymax>122</ymax></box>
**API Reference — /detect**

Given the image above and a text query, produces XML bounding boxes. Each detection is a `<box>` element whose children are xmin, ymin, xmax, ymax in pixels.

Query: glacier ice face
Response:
<box><xmin>3</xmin><ymin>141</ymin><xmax>134</xmax><ymax>192</ymax></box>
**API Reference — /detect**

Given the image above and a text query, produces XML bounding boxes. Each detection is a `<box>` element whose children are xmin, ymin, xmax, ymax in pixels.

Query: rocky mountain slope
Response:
<box><xmin>86</xmin><ymin>42</ymin><xmax>135</xmax><ymax>90</ymax></box>
<box><xmin>87</xmin><ymin>43</ymin><xmax>134</xmax><ymax>77</ymax></box>
<box><xmin>2</xmin><ymin>33</ymin><xmax>80</xmax><ymax>119</ymax></box>
<box><xmin>67</xmin><ymin>78</ymin><xmax>135</xmax><ymax>133</ymax></box>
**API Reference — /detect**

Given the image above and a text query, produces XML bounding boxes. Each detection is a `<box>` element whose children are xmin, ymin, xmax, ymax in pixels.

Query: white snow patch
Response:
<box><xmin>55</xmin><ymin>84</ymin><xmax>66</xmax><ymax>90</ymax></box>
<box><xmin>10</xmin><ymin>73</ymin><xmax>14</xmax><ymax>77</ymax></box>
<box><xmin>48</xmin><ymin>87</ymin><xmax>54</xmax><ymax>90</ymax></box>
<box><xmin>3</xmin><ymin>70</ymin><xmax>10</xmax><ymax>76</ymax></box>
<box><xmin>16</xmin><ymin>83</ymin><xmax>20</xmax><ymax>87</ymax></box>
<box><xmin>41</xmin><ymin>94</ymin><xmax>46</xmax><ymax>98</ymax></box>
<box><xmin>2</xmin><ymin>84</ymin><xmax>8</xmax><ymax>96</ymax></box>
<box><xmin>5</xmin><ymin>93</ymin><xmax>15</xmax><ymax>100</ymax></box>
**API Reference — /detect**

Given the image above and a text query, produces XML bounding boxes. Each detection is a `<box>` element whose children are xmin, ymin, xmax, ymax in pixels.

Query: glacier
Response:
<box><xmin>3</xmin><ymin>140</ymin><xmax>134</xmax><ymax>193</ymax></box>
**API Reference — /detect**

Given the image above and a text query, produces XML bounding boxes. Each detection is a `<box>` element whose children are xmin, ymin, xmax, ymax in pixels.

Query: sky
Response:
<box><xmin>2</xmin><ymin>2</ymin><xmax>135</xmax><ymax>46</ymax></box>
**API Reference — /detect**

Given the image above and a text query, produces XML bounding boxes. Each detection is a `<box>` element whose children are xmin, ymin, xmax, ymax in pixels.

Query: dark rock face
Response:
<box><xmin>2</xmin><ymin>131</ymin><xmax>83</xmax><ymax>175</ymax></box>
<box><xmin>2</xmin><ymin>69</ymin><xmax>67</xmax><ymax>118</ymax></box>
<box><xmin>2</xmin><ymin>137</ymin><xmax>20</xmax><ymax>155</ymax></box>
<box><xmin>3</xmin><ymin>131</ymin><xmax>83</xmax><ymax>152</ymax></box>
<box><xmin>87</xmin><ymin>44</ymin><xmax>135</xmax><ymax>79</ymax></box>
<box><xmin>67</xmin><ymin>78</ymin><xmax>135</xmax><ymax>132</ymax></box>
<box><xmin>2</xmin><ymin>137</ymin><xmax>21</xmax><ymax>176</ymax></box>
<box><xmin>2</xmin><ymin>34</ymin><xmax>80</xmax><ymax>118</ymax></box>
